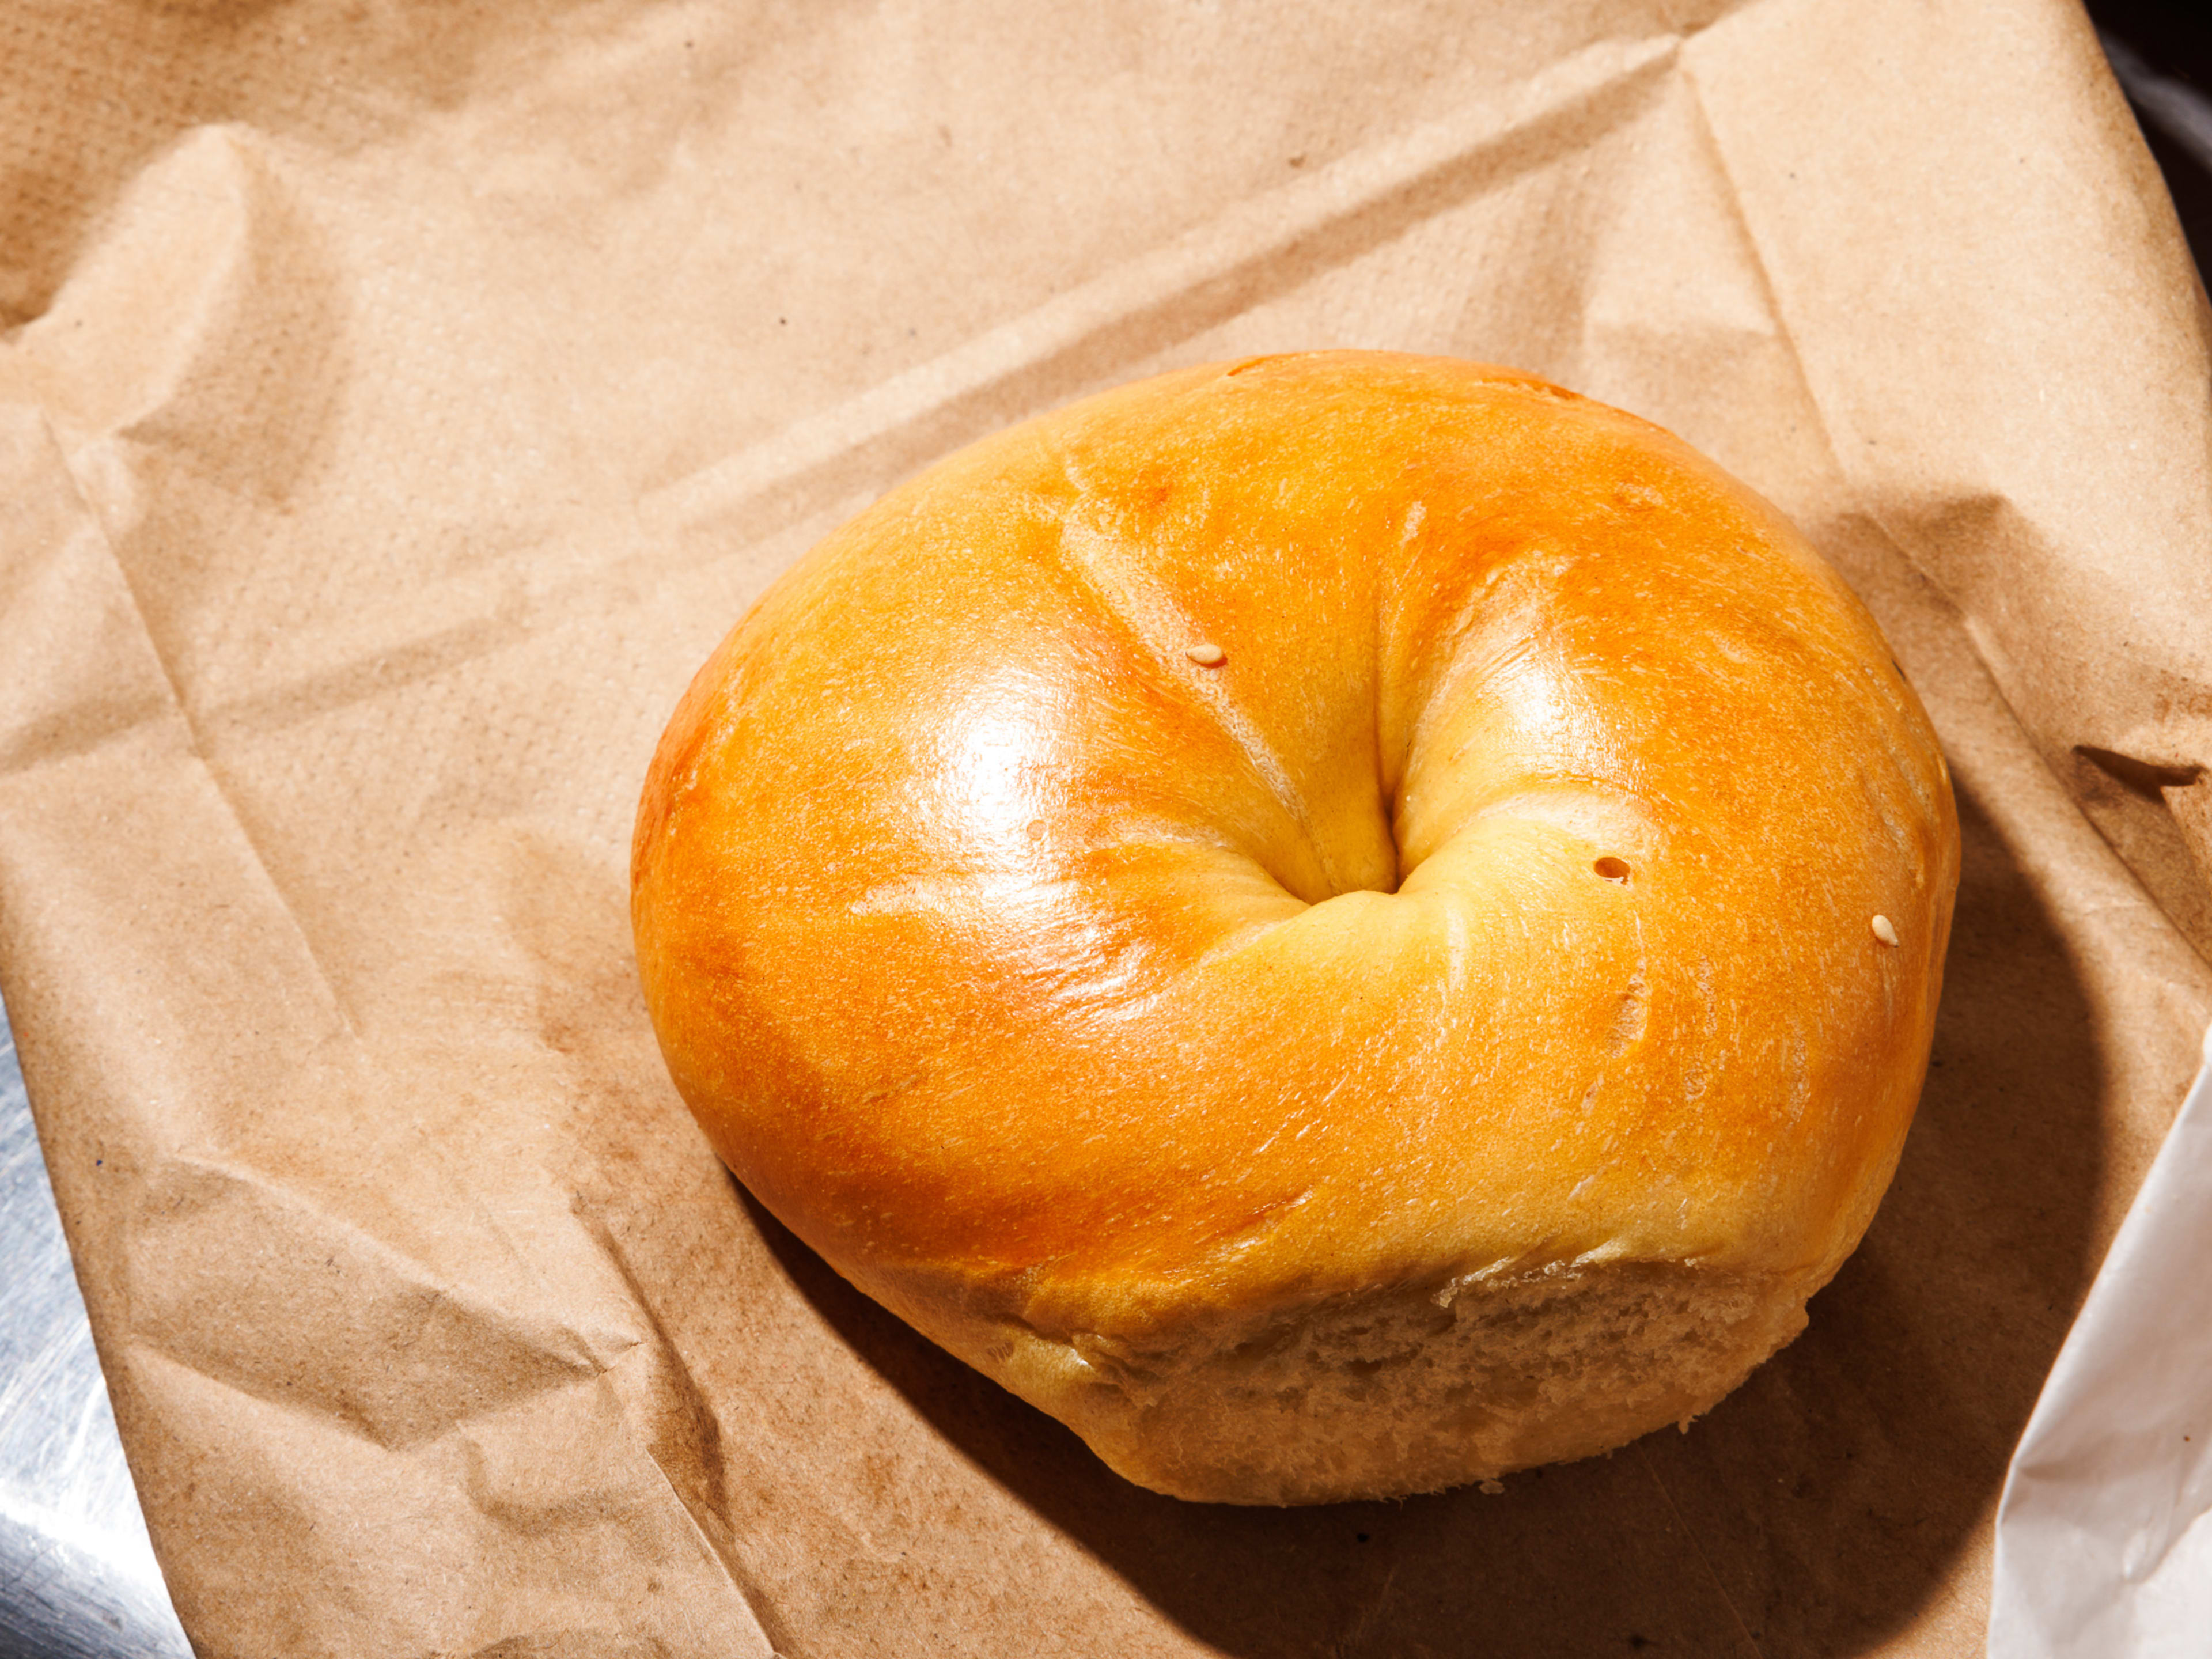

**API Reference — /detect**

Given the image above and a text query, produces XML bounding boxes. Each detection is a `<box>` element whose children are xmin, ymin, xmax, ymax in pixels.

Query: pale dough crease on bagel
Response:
<box><xmin>632</xmin><ymin>351</ymin><xmax>1959</xmax><ymax>1505</ymax></box>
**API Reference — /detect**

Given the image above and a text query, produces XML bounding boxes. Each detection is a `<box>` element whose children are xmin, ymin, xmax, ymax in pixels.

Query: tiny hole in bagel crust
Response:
<box><xmin>1593</xmin><ymin>856</ymin><xmax>1632</xmax><ymax>884</ymax></box>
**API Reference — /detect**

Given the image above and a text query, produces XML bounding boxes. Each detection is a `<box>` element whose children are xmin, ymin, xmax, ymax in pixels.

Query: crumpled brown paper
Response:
<box><xmin>3</xmin><ymin>0</ymin><xmax>2210</xmax><ymax>1653</ymax></box>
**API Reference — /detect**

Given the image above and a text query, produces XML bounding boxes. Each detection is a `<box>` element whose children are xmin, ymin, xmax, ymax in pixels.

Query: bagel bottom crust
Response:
<box><xmin>876</xmin><ymin>1259</ymin><xmax>1822</xmax><ymax>1506</ymax></box>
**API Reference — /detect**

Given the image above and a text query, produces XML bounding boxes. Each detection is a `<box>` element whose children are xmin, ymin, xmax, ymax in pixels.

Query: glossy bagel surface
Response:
<box><xmin>632</xmin><ymin>351</ymin><xmax>1957</xmax><ymax>1503</ymax></box>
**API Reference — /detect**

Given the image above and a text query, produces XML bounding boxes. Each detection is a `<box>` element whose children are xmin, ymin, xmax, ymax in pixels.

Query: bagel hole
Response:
<box><xmin>1593</xmin><ymin>856</ymin><xmax>1632</xmax><ymax>884</ymax></box>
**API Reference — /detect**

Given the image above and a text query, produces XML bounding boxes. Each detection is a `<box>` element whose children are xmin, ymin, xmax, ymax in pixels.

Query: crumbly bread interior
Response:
<box><xmin>953</xmin><ymin>1260</ymin><xmax>1817</xmax><ymax>1505</ymax></box>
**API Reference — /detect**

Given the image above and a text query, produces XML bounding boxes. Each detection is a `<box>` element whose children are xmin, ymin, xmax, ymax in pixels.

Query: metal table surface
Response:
<box><xmin>0</xmin><ymin>18</ymin><xmax>2206</xmax><ymax>1659</ymax></box>
<box><xmin>0</xmin><ymin>995</ymin><xmax>190</xmax><ymax>1659</ymax></box>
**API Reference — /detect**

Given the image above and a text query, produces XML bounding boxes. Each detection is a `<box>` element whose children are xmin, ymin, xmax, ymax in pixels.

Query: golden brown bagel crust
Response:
<box><xmin>632</xmin><ymin>352</ymin><xmax>1958</xmax><ymax>1503</ymax></box>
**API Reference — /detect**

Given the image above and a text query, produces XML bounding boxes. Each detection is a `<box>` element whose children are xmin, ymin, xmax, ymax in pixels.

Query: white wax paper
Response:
<box><xmin>1990</xmin><ymin>1022</ymin><xmax>2212</xmax><ymax>1658</ymax></box>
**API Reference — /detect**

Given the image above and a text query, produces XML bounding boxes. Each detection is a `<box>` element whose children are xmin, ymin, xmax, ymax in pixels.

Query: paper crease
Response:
<box><xmin>21</xmin><ymin>407</ymin><xmax>361</xmax><ymax>1036</ymax></box>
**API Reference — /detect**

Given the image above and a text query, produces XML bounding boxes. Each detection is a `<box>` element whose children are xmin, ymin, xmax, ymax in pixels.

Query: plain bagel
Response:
<box><xmin>631</xmin><ymin>351</ymin><xmax>1959</xmax><ymax>1505</ymax></box>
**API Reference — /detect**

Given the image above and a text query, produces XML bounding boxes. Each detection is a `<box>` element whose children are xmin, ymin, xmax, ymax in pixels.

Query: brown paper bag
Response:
<box><xmin>4</xmin><ymin>0</ymin><xmax>2209</xmax><ymax>1652</ymax></box>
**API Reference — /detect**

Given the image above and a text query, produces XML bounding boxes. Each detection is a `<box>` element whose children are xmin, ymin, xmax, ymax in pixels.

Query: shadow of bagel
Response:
<box><xmin>746</xmin><ymin>779</ymin><xmax>2105</xmax><ymax>1657</ymax></box>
